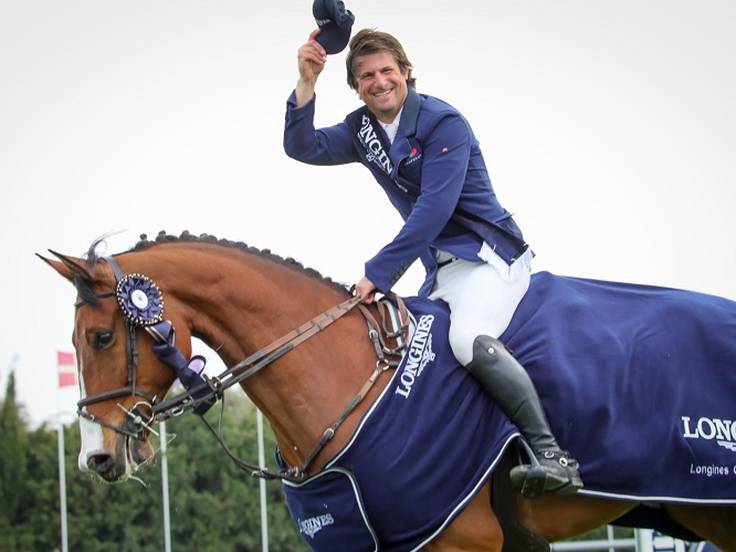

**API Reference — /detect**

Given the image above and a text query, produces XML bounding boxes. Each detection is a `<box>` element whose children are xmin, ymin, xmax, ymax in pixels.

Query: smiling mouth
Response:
<box><xmin>373</xmin><ymin>89</ymin><xmax>393</xmax><ymax>97</ymax></box>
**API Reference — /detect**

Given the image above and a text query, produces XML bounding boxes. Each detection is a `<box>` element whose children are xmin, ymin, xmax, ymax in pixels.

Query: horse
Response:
<box><xmin>40</xmin><ymin>232</ymin><xmax>736</xmax><ymax>551</ymax></box>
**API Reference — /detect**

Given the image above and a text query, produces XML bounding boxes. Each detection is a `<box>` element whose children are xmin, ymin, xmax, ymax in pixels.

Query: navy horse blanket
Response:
<box><xmin>282</xmin><ymin>272</ymin><xmax>736</xmax><ymax>551</ymax></box>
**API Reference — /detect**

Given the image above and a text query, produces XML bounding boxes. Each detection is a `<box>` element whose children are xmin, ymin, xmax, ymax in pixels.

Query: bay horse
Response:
<box><xmin>40</xmin><ymin>232</ymin><xmax>735</xmax><ymax>551</ymax></box>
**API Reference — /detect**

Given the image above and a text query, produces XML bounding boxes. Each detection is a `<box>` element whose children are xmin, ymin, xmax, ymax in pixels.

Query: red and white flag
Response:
<box><xmin>57</xmin><ymin>351</ymin><xmax>77</xmax><ymax>388</ymax></box>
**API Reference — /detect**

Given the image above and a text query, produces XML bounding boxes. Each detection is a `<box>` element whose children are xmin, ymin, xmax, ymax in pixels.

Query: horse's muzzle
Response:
<box><xmin>86</xmin><ymin>452</ymin><xmax>115</xmax><ymax>475</ymax></box>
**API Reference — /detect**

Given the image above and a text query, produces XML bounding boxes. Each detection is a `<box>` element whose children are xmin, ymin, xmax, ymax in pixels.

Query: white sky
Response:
<box><xmin>1</xmin><ymin>0</ymin><xmax>734</xmax><ymax>426</ymax></box>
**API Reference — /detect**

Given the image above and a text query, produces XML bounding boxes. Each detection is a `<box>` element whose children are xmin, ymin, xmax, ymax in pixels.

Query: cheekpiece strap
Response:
<box><xmin>103</xmin><ymin>255</ymin><xmax>124</xmax><ymax>281</ymax></box>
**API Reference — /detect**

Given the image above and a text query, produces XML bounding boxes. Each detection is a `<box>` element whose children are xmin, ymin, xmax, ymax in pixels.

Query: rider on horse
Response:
<box><xmin>283</xmin><ymin>2</ymin><xmax>582</xmax><ymax>498</ymax></box>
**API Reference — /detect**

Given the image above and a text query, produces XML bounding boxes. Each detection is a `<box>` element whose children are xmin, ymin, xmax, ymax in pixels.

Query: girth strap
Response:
<box><xmin>204</xmin><ymin>293</ymin><xmax>409</xmax><ymax>482</ymax></box>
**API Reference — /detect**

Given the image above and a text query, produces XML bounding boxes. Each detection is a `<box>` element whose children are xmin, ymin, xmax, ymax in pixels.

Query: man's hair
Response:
<box><xmin>346</xmin><ymin>29</ymin><xmax>416</xmax><ymax>91</ymax></box>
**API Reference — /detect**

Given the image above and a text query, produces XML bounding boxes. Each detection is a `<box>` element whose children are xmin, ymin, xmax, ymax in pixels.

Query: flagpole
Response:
<box><xmin>55</xmin><ymin>350</ymin><xmax>76</xmax><ymax>552</ymax></box>
<box><xmin>160</xmin><ymin>421</ymin><xmax>172</xmax><ymax>552</ymax></box>
<box><xmin>257</xmin><ymin>409</ymin><xmax>269</xmax><ymax>552</ymax></box>
<box><xmin>56</xmin><ymin>421</ymin><xmax>69</xmax><ymax>552</ymax></box>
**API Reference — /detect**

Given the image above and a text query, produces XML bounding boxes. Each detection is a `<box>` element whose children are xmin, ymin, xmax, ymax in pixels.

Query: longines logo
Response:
<box><xmin>681</xmin><ymin>415</ymin><xmax>736</xmax><ymax>452</ymax></box>
<box><xmin>358</xmin><ymin>115</ymin><xmax>393</xmax><ymax>175</ymax></box>
<box><xmin>395</xmin><ymin>314</ymin><xmax>436</xmax><ymax>399</ymax></box>
<box><xmin>298</xmin><ymin>513</ymin><xmax>335</xmax><ymax>539</ymax></box>
<box><xmin>681</xmin><ymin>416</ymin><xmax>736</xmax><ymax>478</ymax></box>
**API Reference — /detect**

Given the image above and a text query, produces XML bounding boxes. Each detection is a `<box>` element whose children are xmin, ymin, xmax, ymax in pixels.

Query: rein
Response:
<box><xmin>76</xmin><ymin>256</ymin><xmax>409</xmax><ymax>481</ymax></box>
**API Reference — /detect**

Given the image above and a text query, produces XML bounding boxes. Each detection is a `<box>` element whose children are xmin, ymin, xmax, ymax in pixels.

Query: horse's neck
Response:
<box><xmin>145</xmin><ymin>245</ymin><xmax>379</xmax><ymax>470</ymax></box>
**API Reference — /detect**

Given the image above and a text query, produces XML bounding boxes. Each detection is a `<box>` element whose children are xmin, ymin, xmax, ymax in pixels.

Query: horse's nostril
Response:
<box><xmin>87</xmin><ymin>453</ymin><xmax>114</xmax><ymax>473</ymax></box>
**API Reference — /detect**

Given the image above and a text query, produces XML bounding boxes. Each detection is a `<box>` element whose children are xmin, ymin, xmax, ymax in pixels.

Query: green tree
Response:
<box><xmin>60</xmin><ymin>390</ymin><xmax>307</xmax><ymax>551</ymax></box>
<box><xmin>0</xmin><ymin>372</ymin><xmax>29</xmax><ymax>550</ymax></box>
<box><xmin>160</xmin><ymin>393</ymin><xmax>309</xmax><ymax>551</ymax></box>
<box><xmin>14</xmin><ymin>423</ymin><xmax>61</xmax><ymax>550</ymax></box>
<box><xmin>0</xmin><ymin>386</ymin><xmax>310</xmax><ymax>551</ymax></box>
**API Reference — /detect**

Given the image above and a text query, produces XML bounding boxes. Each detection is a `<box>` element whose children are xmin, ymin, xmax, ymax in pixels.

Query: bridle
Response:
<box><xmin>75</xmin><ymin>256</ymin><xmax>409</xmax><ymax>481</ymax></box>
<box><xmin>75</xmin><ymin>258</ymin><xmax>162</xmax><ymax>440</ymax></box>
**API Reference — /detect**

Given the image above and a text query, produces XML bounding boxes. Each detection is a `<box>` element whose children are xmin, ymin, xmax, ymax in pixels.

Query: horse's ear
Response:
<box><xmin>37</xmin><ymin>254</ymin><xmax>75</xmax><ymax>282</ymax></box>
<box><xmin>36</xmin><ymin>250</ymin><xmax>93</xmax><ymax>282</ymax></box>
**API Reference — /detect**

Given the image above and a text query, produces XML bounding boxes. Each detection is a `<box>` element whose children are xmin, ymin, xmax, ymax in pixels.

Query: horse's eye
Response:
<box><xmin>92</xmin><ymin>331</ymin><xmax>115</xmax><ymax>350</ymax></box>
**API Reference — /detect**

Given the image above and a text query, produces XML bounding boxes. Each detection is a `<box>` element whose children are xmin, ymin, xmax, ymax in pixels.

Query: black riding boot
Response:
<box><xmin>465</xmin><ymin>335</ymin><xmax>583</xmax><ymax>499</ymax></box>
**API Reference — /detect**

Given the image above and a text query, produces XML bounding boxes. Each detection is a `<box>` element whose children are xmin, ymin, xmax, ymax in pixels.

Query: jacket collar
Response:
<box><xmin>396</xmin><ymin>87</ymin><xmax>421</xmax><ymax>138</ymax></box>
<box><xmin>386</xmin><ymin>88</ymin><xmax>422</xmax><ymax>172</ymax></box>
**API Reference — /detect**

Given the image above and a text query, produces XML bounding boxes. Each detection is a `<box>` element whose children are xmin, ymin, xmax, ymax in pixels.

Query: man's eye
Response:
<box><xmin>92</xmin><ymin>331</ymin><xmax>115</xmax><ymax>350</ymax></box>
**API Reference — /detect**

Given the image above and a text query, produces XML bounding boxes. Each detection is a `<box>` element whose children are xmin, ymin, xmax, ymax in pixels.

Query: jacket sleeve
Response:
<box><xmin>364</xmin><ymin>113</ymin><xmax>471</xmax><ymax>292</ymax></box>
<box><xmin>283</xmin><ymin>91</ymin><xmax>359</xmax><ymax>165</ymax></box>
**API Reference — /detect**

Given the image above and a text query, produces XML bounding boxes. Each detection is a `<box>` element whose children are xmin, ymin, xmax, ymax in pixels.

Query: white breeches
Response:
<box><xmin>429</xmin><ymin>247</ymin><xmax>532</xmax><ymax>366</ymax></box>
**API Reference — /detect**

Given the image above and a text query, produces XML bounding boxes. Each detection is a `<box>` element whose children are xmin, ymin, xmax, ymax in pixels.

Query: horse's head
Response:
<box><xmin>40</xmin><ymin>250</ymin><xmax>187</xmax><ymax>482</ymax></box>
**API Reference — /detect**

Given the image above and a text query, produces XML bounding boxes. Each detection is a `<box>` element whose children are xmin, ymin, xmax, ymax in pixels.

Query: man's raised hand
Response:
<box><xmin>295</xmin><ymin>29</ymin><xmax>327</xmax><ymax>106</ymax></box>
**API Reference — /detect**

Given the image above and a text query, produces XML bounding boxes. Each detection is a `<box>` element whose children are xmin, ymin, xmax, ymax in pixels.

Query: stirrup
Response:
<box><xmin>510</xmin><ymin>440</ymin><xmax>583</xmax><ymax>499</ymax></box>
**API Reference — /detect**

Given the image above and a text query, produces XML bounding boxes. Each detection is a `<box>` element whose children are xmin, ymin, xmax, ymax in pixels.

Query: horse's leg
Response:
<box><xmin>424</xmin><ymin>481</ymin><xmax>503</xmax><ymax>552</ymax></box>
<box><xmin>664</xmin><ymin>504</ymin><xmax>736</xmax><ymax>552</ymax></box>
<box><xmin>516</xmin><ymin>495</ymin><xmax>636</xmax><ymax>542</ymax></box>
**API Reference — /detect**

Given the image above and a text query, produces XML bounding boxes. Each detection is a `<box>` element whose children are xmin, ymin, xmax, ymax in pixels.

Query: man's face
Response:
<box><xmin>354</xmin><ymin>51</ymin><xmax>409</xmax><ymax>124</ymax></box>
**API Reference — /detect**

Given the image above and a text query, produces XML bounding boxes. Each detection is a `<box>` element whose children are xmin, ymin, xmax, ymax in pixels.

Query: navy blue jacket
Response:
<box><xmin>284</xmin><ymin>87</ymin><xmax>529</xmax><ymax>296</ymax></box>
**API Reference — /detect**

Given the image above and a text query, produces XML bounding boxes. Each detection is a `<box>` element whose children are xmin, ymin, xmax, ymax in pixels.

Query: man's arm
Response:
<box><xmin>295</xmin><ymin>29</ymin><xmax>325</xmax><ymax>107</ymax></box>
<box><xmin>284</xmin><ymin>29</ymin><xmax>358</xmax><ymax>165</ymax></box>
<box><xmin>363</xmin><ymin>113</ymin><xmax>472</xmax><ymax>293</ymax></box>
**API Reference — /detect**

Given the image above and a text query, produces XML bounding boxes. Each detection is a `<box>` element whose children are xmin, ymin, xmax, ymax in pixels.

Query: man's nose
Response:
<box><xmin>375</xmin><ymin>73</ymin><xmax>390</xmax><ymax>88</ymax></box>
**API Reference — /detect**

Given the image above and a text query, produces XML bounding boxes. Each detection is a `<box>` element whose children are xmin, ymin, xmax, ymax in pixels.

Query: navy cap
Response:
<box><xmin>313</xmin><ymin>0</ymin><xmax>354</xmax><ymax>54</ymax></box>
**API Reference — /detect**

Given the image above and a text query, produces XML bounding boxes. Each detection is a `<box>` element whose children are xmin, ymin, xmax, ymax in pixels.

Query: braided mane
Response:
<box><xmin>84</xmin><ymin>230</ymin><xmax>348</xmax><ymax>293</ymax></box>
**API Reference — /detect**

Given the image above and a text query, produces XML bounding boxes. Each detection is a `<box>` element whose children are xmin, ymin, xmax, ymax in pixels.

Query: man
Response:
<box><xmin>284</xmin><ymin>27</ymin><xmax>582</xmax><ymax>498</ymax></box>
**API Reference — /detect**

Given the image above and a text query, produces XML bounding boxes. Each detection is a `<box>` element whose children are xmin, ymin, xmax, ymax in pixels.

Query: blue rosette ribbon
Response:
<box><xmin>115</xmin><ymin>273</ymin><xmax>164</xmax><ymax>326</ymax></box>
